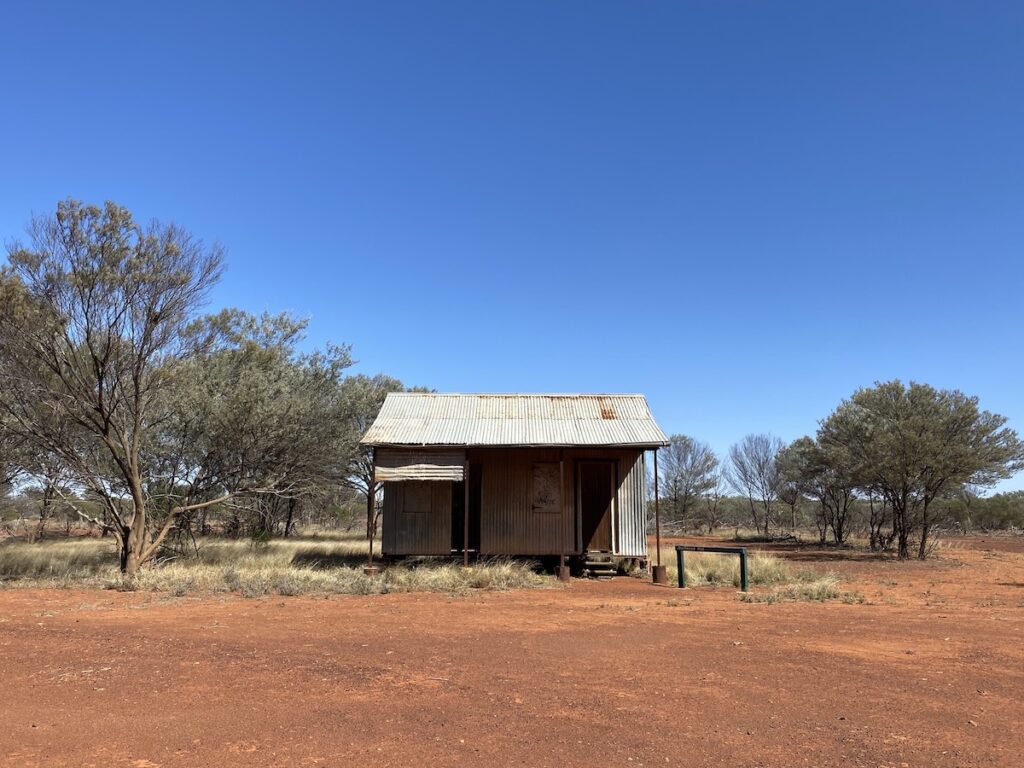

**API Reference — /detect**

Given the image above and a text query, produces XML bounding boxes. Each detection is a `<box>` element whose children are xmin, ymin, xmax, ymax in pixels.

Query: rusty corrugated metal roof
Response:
<box><xmin>361</xmin><ymin>393</ymin><xmax>669</xmax><ymax>447</ymax></box>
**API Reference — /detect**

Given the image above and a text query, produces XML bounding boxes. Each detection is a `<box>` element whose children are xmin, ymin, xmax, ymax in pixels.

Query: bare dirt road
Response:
<box><xmin>1</xmin><ymin>538</ymin><xmax>1022</xmax><ymax>767</ymax></box>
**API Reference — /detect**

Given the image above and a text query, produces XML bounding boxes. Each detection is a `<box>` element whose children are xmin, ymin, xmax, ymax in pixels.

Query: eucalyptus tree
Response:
<box><xmin>658</xmin><ymin>434</ymin><xmax>719</xmax><ymax>528</ymax></box>
<box><xmin>726</xmin><ymin>433</ymin><xmax>783</xmax><ymax>536</ymax></box>
<box><xmin>818</xmin><ymin>381</ymin><xmax>1024</xmax><ymax>559</ymax></box>
<box><xmin>153</xmin><ymin>310</ymin><xmax>353</xmax><ymax>542</ymax></box>
<box><xmin>0</xmin><ymin>200</ymin><xmax>230</xmax><ymax>575</ymax></box>
<box><xmin>694</xmin><ymin>467</ymin><xmax>727</xmax><ymax>534</ymax></box>
<box><xmin>0</xmin><ymin>200</ymin><xmax>356</xmax><ymax>576</ymax></box>
<box><xmin>776</xmin><ymin>436</ymin><xmax>856</xmax><ymax>545</ymax></box>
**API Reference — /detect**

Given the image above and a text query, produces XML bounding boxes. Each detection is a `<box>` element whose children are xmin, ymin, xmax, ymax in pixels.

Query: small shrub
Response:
<box><xmin>222</xmin><ymin>566</ymin><xmax>242</xmax><ymax>591</ymax></box>
<box><xmin>748</xmin><ymin>553</ymin><xmax>790</xmax><ymax>585</ymax></box>
<box><xmin>741</xmin><ymin>573</ymin><xmax>844</xmax><ymax>603</ymax></box>
<box><xmin>275</xmin><ymin>573</ymin><xmax>306</xmax><ymax>596</ymax></box>
<box><xmin>170</xmin><ymin>576</ymin><xmax>195</xmax><ymax>597</ymax></box>
<box><xmin>235</xmin><ymin>574</ymin><xmax>270</xmax><ymax>598</ymax></box>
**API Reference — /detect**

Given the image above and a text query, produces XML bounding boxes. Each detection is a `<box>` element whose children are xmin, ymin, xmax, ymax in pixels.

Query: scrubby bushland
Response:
<box><xmin>649</xmin><ymin>383</ymin><xmax>1024</xmax><ymax>560</ymax></box>
<box><xmin>0</xmin><ymin>199</ymin><xmax>425</xmax><ymax>577</ymax></box>
<box><xmin>817</xmin><ymin>382</ymin><xmax>1024</xmax><ymax>559</ymax></box>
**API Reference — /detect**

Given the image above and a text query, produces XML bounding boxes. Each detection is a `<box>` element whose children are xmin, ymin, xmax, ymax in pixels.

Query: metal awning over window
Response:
<box><xmin>374</xmin><ymin>448</ymin><xmax>466</xmax><ymax>482</ymax></box>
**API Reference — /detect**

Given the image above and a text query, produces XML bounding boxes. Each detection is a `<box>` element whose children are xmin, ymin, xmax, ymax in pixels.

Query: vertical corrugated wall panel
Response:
<box><xmin>381</xmin><ymin>481</ymin><xmax>452</xmax><ymax>555</ymax></box>
<box><xmin>614</xmin><ymin>450</ymin><xmax>648</xmax><ymax>557</ymax></box>
<box><xmin>382</xmin><ymin>482</ymin><xmax>400</xmax><ymax>554</ymax></box>
<box><xmin>476</xmin><ymin>448</ymin><xmax>570</xmax><ymax>556</ymax></box>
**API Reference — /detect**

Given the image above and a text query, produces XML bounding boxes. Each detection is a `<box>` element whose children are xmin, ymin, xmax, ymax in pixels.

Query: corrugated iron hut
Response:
<box><xmin>360</xmin><ymin>393</ymin><xmax>669</xmax><ymax>572</ymax></box>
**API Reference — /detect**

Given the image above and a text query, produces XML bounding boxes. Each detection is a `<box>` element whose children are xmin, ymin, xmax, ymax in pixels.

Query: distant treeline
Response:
<box><xmin>653</xmin><ymin>486</ymin><xmax>1024</xmax><ymax>539</ymax></box>
<box><xmin>654</xmin><ymin>381</ymin><xmax>1024</xmax><ymax>559</ymax></box>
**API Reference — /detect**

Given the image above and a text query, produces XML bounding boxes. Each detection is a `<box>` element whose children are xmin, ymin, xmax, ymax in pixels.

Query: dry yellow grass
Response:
<box><xmin>651</xmin><ymin>543</ymin><xmax>793</xmax><ymax>588</ymax></box>
<box><xmin>740</xmin><ymin>574</ymin><xmax>865</xmax><ymax>604</ymax></box>
<box><xmin>0</xmin><ymin>534</ymin><xmax>555</xmax><ymax>596</ymax></box>
<box><xmin>647</xmin><ymin>543</ymin><xmax>855</xmax><ymax>601</ymax></box>
<box><xmin>1</xmin><ymin>534</ymin><xmax>856</xmax><ymax>601</ymax></box>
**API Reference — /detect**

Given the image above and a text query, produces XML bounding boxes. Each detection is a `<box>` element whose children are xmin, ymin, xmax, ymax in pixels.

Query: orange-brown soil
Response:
<box><xmin>1</xmin><ymin>536</ymin><xmax>1021</xmax><ymax>767</ymax></box>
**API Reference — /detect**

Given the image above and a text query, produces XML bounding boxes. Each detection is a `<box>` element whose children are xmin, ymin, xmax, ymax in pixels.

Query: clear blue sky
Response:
<box><xmin>2</xmin><ymin>2</ymin><xmax>1022</xmax><ymax>488</ymax></box>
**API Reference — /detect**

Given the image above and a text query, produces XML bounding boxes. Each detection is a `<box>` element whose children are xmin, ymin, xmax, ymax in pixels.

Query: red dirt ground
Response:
<box><xmin>1</xmin><ymin>536</ymin><xmax>1022</xmax><ymax>768</ymax></box>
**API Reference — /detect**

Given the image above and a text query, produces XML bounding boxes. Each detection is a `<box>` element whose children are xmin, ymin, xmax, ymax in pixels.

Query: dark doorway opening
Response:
<box><xmin>578</xmin><ymin>461</ymin><xmax>614</xmax><ymax>551</ymax></box>
<box><xmin>451</xmin><ymin>464</ymin><xmax>482</xmax><ymax>553</ymax></box>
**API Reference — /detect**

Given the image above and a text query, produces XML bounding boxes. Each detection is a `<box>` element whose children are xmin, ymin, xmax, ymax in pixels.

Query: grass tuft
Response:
<box><xmin>739</xmin><ymin>573</ymin><xmax>862</xmax><ymax>603</ymax></box>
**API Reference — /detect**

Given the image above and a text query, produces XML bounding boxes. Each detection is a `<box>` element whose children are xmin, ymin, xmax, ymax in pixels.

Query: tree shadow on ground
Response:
<box><xmin>271</xmin><ymin>532</ymin><xmax>369</xmax><ymax>544</ymax></box>
<box><xmin>773</xmin><ymin>550</ymin><xmax>893</xmax><ymax>563</ymax></box>
<box><xmin>290</xmin><ymin>550</ymin><xmax>371</xmax><ymax>569</ymax></box>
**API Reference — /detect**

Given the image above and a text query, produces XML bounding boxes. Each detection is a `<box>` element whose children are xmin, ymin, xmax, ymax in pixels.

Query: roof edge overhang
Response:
<box><xmin>364</xmin><ymin>441</ymin><xmax>670</xmax><ymax>449</ymax></box>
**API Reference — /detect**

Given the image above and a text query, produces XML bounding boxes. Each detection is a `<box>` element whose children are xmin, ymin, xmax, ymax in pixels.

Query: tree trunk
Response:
<box><xmin>868</xmin><ymin>494</ymin><xmax>879</xmax><ymax>550</ymax></box>
<box><xmin>283</xmin><ymin>498</ymin><xmax>296</xmax><ymax>538</ymax></box>
<box><xmin>917</xmin><ymin>502</ymin><xmax>931</xmax><ymax>560</ymax></box>
<box><xmin>895</xmin><ymin>507</ymin><xmax>910</xmax><ymax>560</ymax></box>
<box><xmin>830</xmin><ymin>494</ymin><xmax>848</xmax><ymax>545</ymax></box>
<box><xmin>34</xmin><ymin>484</ymin><xmax>56</xmax><ymax>542</ymax></box>
<box><xmin>892</xmin><ymin>490</ymin><xmax>910</xmax><ymax>560</ymax></box>
<box><xmin>897</xmin><ymin>532</ymin><xmax>909</xmax><ymax>559</ymax></box>
<box><xmin>121</xmin><ymin>515</ymin><xmax>149</xmax><ymax>577</ymax></box>
<box><xmin>746</xmin><ymin>495</ymin><xmax>759</xmax><ymax>533</ymax></box>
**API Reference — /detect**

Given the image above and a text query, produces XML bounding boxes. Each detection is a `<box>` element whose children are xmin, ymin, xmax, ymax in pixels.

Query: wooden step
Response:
<box><xmin>583</xmin><ymin>563</ymin><xmax>618</xmax><ymax>579</ymax></box>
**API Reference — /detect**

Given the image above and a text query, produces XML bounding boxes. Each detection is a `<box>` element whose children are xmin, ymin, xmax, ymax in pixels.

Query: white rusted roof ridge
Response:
<box><xmin>361</xmin><ymin>393</ymin><xmax>670</xmax><ymax>447</ymax></box>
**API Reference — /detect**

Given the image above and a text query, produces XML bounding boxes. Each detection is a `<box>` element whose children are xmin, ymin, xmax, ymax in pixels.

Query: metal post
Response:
<box><xmin>367</xmin><ymin>504</ymin><xmax>374</xmax><ymax>569</ymax></box>
<box><xmin>363</xmin><ymin>458</ymin><xmax>380</xmax><ymax>575</ymax></box>
<box><xmin>651</xmin><ymin>448</ymin><xmax>667</xmax><ymax>584</ymax></box>
<box><xmin>463</xmin><ymin>460</ymin><xmax>470</xmax><ymax>567</ymax></box>
<box><xmin>367</xmin><ymin>448</ymin><xmax>376</xmax><ymax>569</ymax></box>
<box><xmin>672</xmin><ymin>545</ymin><xmax>748</xmax><ymax>591</ymax></box>
<box><xmin>559</xmin><ymin>455</ymin><xmax>565</xmax><ymax>571</ymax></box>
<box><xmin>557</xmin><ymin>453</ymin><xmax>570</xmax><ymax>581</ymax></box>
<box><xmin>653</xmin><ymin>448</ymin><xmax>661</xmax><ymax>566</ymax></box>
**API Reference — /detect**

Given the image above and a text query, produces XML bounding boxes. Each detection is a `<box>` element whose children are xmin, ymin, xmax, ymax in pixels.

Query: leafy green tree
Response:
<box><xmin>818</xmin><ymin>381</ymin><xmax>1024</xmax><ymax>559</ymax></box>
<box><xmin>777</xmin><ymin>436</ymin><xmax>856</xmax><ymax>544</ymax></box>
<box><xmin>972</xmin><ymin>491</ymin><xmax>1024</xmax><ymax>530</ymax></box>
<box><xmin>0</xmin><ymin>200</ymin><xmax>355</xmax><ymax>575</ymax></box>
<box><xmin>153</xmin><ymin>310</ymin><xmax>353</xmax><ymax>543</ymax></box>
<box><xmin>0</xmin><ymin>200</ymin><xmax>226</xmax><ymax>575</ymax></box>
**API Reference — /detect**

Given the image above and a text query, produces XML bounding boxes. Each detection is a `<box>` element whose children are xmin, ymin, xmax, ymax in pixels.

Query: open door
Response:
<box><xmin>578</xmin><ymin>461</ymin><xmax>614</xmax><ymax>552</ymax></box>
<box><xmin>451</xmin><ymin>464</ymin><xmax>481</xmax><ymax>553</ymax></box>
